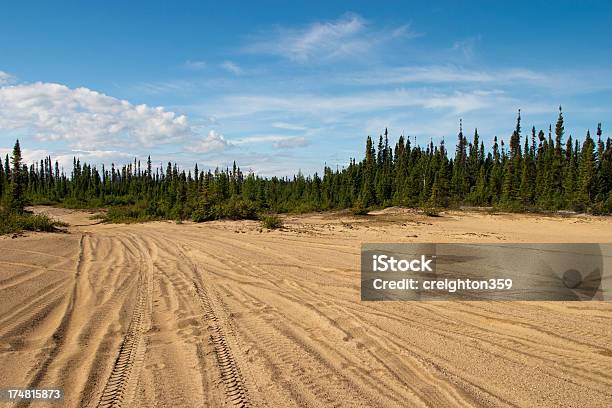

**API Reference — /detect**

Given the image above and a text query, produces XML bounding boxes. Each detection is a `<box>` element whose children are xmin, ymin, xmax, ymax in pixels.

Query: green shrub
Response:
<box><xmin>191</xmin><ymin>204</ymin><xmax>215</xmax><ymax>222</ymax></box>
<box><xmin>192</xmin><ymin>197</ymin><xmax>259</xmax><ymax>222</ymax></box>
<box><xmin>0</xmin><ymin>210</ymin><xmax>67</xmax><ymax>235</ymax></box>
<box><xmin>498</xmin><ymin>201</ymin><xmax>525</xmax><ymax>213</ymax></box>
<box><xmin>261</xmin><ymin>214</ymin><xmax>283</xmax><ymax>229</ymax></box>
<box><xmin>100</xmin><ymin>205</ymin><xmax>160</xmax><ymax>224</ymax></box>
<box><xmin>422</xmin><ymin>206</ymin><xmax>441</xmax><ymax>217</ymax></box>
<box><xmin>221</xmin><ymin>197</ymin><xmax>259</xmax><ymax>220</ymax></box>
<box><xmin>57</xmin><ymin>197</ymin><xmax>96</xmax><ymax>209</ymax></box>
<box><xmin>590</xmin><ymin>199</ymin><xmax>612</xmax><ymax>215</ymax></box>
<box><xmin>290</xmin><ymin>202</ymin><xmax>317</xmax><ymax>214</ymax></box>
<box><xmin>351</xmin><ymin>202</ymin><xmax>369</xmax><ymax>215</ymax></box>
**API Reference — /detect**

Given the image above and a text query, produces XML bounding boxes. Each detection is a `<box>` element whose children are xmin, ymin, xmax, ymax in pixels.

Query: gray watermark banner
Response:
<box><xmin>361</xmin><ymin>243</ymin><xmax>611</xmax><ymax>301</ymax></box>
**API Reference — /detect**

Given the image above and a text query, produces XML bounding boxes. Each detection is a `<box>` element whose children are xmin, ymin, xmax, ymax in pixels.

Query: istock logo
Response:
<box><xmin>372</xmin><ymin>254</ymin><xmax>435</xmax><ymax>272</ymax></box>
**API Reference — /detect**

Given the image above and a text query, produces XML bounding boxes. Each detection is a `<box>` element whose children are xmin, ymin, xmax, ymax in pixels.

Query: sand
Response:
<box><xmin>0</xmin><ymin>206</ymin><xmax>611</xmax><ymax>407</ymax></box>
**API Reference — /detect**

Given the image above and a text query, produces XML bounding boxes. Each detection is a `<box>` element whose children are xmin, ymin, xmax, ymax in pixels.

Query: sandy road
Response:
<box><xmin>1</xmin><ymin>207</ymin><xmax>611</xmax><ymax>407</ymax></box>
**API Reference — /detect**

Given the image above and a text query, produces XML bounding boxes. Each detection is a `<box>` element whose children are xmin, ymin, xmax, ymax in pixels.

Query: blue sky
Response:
<box><xmin>1</xmin><ymin>0</ymin><xmax>611</xmax><ymax>175</ymax></box>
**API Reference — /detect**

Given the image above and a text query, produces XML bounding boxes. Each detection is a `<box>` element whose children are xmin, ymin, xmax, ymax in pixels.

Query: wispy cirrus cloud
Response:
<box><xmin>0</xmin><ymin>71</ymin><xmax>15</xmax><ymax>85</ymax></box>
<box><xmin>345</xmin><ymin>65</ymin><xmax>545</xmax><ymax>85</ymax></box>
<box><xmin>271</xmin><ymin>121</ymin><xmax>307</xmax><ymax>131</ymax></box>
<box><xmin>220</xmin><ymin>61</ymin><xmax>242</xmax><ymax>75</ymax></box>
<box><xmin>344</xmin><ymin>65</ymin><xmax>612</xmax><ymax>95</ymax></box>
<box><xmin>451</xmin><ymin>35</ymin><xmax>482</xmax><ymax>59</ymax></box>
<box><xmin>204</xmin><ymin>88</ymin><xmax>511</xmax><ymax>119</ymax></box>
<box><xmin>129</xmin><ymin>78</ymin><xmax>200</xmax><ymax>95</ymax></box>
<box><xmin>233</xmin><ymin>134</ymin><xmax>310</xmax><ymax>149</ymax></box>
<box><xmin>184</xmin><ymin>60</ymin><xmax>207</xmax><ymax>70</ymax></box>
<box><xmin>273</xmin><ymin>136</ymin><xmax>309</xmax><ymax>149</ymax></box>
<box><xmin>244</xmin><ymin>13</ymin><xmax>418</xmax><ymax>62</ymax></box>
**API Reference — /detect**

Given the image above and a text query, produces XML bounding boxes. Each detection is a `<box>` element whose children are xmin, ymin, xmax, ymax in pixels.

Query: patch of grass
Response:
<box><xmin>422</xmin><ymin>207</ymin><xmax>441</xmax><ymax>217</ymax></box>
<box><xmin>261</xmin><ymin>214</ymin><xmax>283</xmax><ymax>229</ymax></box>
<box><xmin>350</xmin><ymin>202</ymin><xmax>370</xmax><ymax>216</ymax></box>
<box><xmin>98</xmin><ymin>206</ymin><xmax>161</xmax><ymax>224</ymax></box>
<box><xmin>0</xmin><ymin>210</ymin><xmax>67</xmax><ymax>235</ymax></box>
<box><xmin>590</xmin><ymin>199</ymin><xmax>612</xmax><ymax>215</ymax></box>
<box><xmin>55</xmin><ymin>197</ymin><xmax>105</xmax><ymax>209</ymax></box>
<box><xmin>288</xmin><ymin>202</ymin><xmax>320</xmax><ymax>214</ymax></box>
<box><xmin>192</xmin><ymin>197</ymin><xmax>259</xmax><ymax>222</ymax></box>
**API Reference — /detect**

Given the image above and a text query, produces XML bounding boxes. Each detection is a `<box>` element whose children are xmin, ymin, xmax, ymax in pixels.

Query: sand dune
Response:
<box><xmin>1</xmin><ymin>207</ymin><xmax>611</xmax><ymax>407</ymax></box>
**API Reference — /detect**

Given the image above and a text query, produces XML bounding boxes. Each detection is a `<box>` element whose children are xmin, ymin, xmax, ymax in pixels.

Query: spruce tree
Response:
<box><xmin>7</xmin><ymin>140</ymin><xmax>25</xmax><ymax>213</ymax></box>
<box><xmin>466</xmin><ymin>128</ymin><xmax>481</xmax><ymax>199</ymax></box>
<box><xmin>0</xmin><ymin>157</ymin><xmax>4</xmax><ymax>200</ymax></box>
<box><xmin>473</xmin><ymin>165</ymin><xmax>488</xmax><ymax>205</ymax></box>
<box><xmin>4</xmin><ymin>155</ymin><xmax>10</xmax><ymax>184</ymax></box>
<box><xmin>551</xmin><ymin>107</ymin><xmax>565</xmax><ymax>207</ymax></box>
<box><xmin>429</xmin><ymin>143</ymin><xmax>450</xmax><ymax>208</ymax></box>
<box><xmin>562</xmin><ymin>136</ymin><xmax>577</xmax><ymax>209</ymax></box>
<box><xmin>577</xmin><ymin>131</ymin><xmax>595</xmax><ymax>209</ymax></box>
<box><xmin>519</xmin><ymin>136</ymin><xmax>533</xmax><ymax>208</ymax></box>
<box><xmin>488</xmin><ymin>136</ymin><xmax>502</xmax><ymax>204</ymax></box>
<box><xmin>360</xmin><ymin>136</ymin><xmax>376</xmax><ymax>207</ymax></box>
<box><xmin>451</xmin><ymin>120</ymin><xmax>468</xmax><ymax>201</ymax></box>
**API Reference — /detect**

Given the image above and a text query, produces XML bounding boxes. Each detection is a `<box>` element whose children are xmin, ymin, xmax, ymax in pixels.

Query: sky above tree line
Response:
<box><xmin>0</xmin><ymin>0</ymin><xmax>611</xmax><ymax>176</ymax></box>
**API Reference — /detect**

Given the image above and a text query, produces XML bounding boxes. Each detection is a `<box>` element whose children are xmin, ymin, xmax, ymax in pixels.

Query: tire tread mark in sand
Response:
<box><xmin>14</xmin><ymin>234</ymin><xmax>86</xmax><ymax>408</ymax></box>
<box><xmin>166</xmin><ymin>238</ymin><xmax>252</xmax><ymax>407</ymax></box>
<box><xmin>360</xmin><ymin>301</ymin><xmax>612</xmax><ymax>388</ymax></box>
<box><xmin>194</xmin><ymin>242</ymin><xmax>480</xmax><ymax>407</ymax></box>
<box><xmin>97</xmin><ymin>234</ymin><xmax>152</xmax><ymax>408</ymax></box>
<box><xmin>193</xmin><ymin>279</ymin><xmax>250</xmax><ymax>407</ymax></box>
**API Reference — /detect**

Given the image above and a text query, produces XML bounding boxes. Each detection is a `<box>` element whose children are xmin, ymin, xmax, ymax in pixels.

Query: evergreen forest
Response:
<box><xmin>2</xmin><ymin>108</ymin><xmax>611</xmax><ymax>225</ymax></box>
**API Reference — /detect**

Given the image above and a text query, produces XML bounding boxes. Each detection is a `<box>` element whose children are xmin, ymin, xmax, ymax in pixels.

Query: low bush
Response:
<box><xmin>261</xmin><ymin>214</ymin><xmax>283</xmax><ymax>229</ymax></box>
<box><xmin>220</xmin><ymin>197</ymin><xmax>259</xmax><ymax>220</ymax></box>
<box><xmin>590</xmin><ymin>194</ymin><xmax>612</xmax><ymax>215</ymax></box>
<box><xmin>290</xmin><ymin>202</ymin><xmax>318</xmax><ymax>214</ymax></box>
<box><xmin>0</xmin><ymin>210</ymin><xmax>67</xmax><ymax>235</ymax></box>
<box><xmin>192</xmin><ymin>197</ymin><xmax>259</xmax><ymax>222</ymax></box>
<box><xmin>100</xmin><ymin>205</ymin><xmax>160</xmax><ymax>224</ymax></box>
<box><xmin>351</xmin><ymin>202</ymin><xmax>369</xmax><ymax>215</ymax></box>
<box><xmin>422</xmin><ymin>206</ymin><xmax>441</xmax><ymax>217</ymax></box>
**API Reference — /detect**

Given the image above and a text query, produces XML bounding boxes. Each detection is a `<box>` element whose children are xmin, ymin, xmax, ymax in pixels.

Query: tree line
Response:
<box><xmin>1</xmin><ymin>108</ymin><xmax>611</xmax><ymax>221</ymax></box>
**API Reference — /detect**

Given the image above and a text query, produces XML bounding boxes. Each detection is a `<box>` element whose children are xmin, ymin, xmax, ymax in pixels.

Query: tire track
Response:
<box><xmin>147</xmin><ymin>234</ymin><xmax>253</xmax><ymax>407</ymax></box>
<box><xmin>97</xmin><ymin>234</ymin><xmax>153</xmax><ymax>408</ymax></box>
<box><xmin>13</xmin><ymin>234</ymin><xmax>86</xmax><ymax>408</ymax></box>
<box><xmin>192</xmin><ymin>278</ymin><xmax>250</xmax><ymax>407</ymax></box>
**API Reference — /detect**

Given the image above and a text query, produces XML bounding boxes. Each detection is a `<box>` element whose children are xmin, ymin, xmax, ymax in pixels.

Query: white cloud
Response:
<box><xmin>271</xmin><ymin>121</ymin><xmax>307</xmax><ymax>131</ymax></box>
<box><xmin>186</xmin><ymin>129</ymin><xmax>229</xmax><ymax>153</ymax></box>
<box><xmin>245</xmin><ymin>13</ymin><xmax>416</xmax><ymax>62</ymax></box>
<box><xmin>130</xmin><ymin>79</ymin><xmax>196</xmax><ymax>95</ymax></box>
<box><xmin>0</xmin><ymin>71</ymin><xmax>15</xmax><ymax>85</ymax></box>
<box><xmin>273</xmin><ymin>136</ymin><xmax>309</xmax><ymax>149</ymax></box>
<box><xmin>346</xmin><ymin>66</ymin><xmax>544</xmax><ymax>85</ymax></box>
<box><xmin>184</xmin><ymin>60</ymin><xmax>207</xmax><ymax>70</ymax></box>
<box><xmin>0</xmin><ymin>145</ymin><xmax>141</xmax><ymax>174</ymax></box>
<box><xmin>233</xmin><ymin>134</ymin><xmax>310</xmax><ymax>149</ymax></box>
<box><xmin>207</xmin><ymin>88</ymin><xmax>507</xmax><ymax>118</ymax></box>
<box><xmin>0</xmin><ymin>82</ymin><xmax>192</xmax><ymax>148</ymax></box>
<box><xmin>54</xmin><ymin>149</ymin><xmax>135</xmax><ymax>170</ymax></box>
<box><xmin>0</xmin><ymin>147</ymin><xmax>50</xmax><ymax>166</ymax></box>
<box><xmin>451</xmin><ymin>35</ymin><xmax>481</xmax><ymax>59</ymax></box>
<box><xmin>220</xmin><ymin>61</ymin><xmax>242</xmax><ymax>75</ymax></box>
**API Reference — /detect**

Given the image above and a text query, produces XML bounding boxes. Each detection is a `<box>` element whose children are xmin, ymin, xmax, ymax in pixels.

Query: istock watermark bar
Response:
<box><xmin>361</xmin><ymin>243</ymin><xmax>612</xmax><ymax>301</ymax></box>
